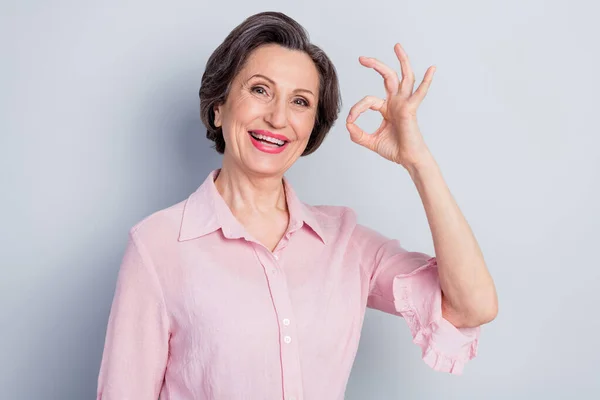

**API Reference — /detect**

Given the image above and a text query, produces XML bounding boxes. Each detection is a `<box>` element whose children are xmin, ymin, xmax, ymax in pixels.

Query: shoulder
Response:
<box><xmin>308</xmin><ymin>204</ymin><xmax>354</xmax><ymax>220</ymax></box>
<box><xmin>310</xmin><ymin>203</ymin><xmax>383</xmax><ymax>231</ymax></box>
<box><xmin>305</xmin><ymin>204</ymin><xmax>389</xmax><ymax>246</ymax></box>
<box><xmin>128</xmin><ymin>197</ymin><xmax>188</xmax><ymax>244</ymax></box>
<box><xmin>304</xmin><ymin>204</ymin><xmax>357</xmax><ymax>230</ymax></box>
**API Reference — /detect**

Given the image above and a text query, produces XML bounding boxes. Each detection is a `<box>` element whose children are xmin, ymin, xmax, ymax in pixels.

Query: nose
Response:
<box><xmin>265</xmin><ymin>97</ymin><xmax>288</xmax><ymax>129</ymax></box>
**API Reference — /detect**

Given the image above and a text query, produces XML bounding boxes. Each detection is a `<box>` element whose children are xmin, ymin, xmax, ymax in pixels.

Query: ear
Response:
<box><xmin>213</xmin><ymin>103</ymin><xmax>223</xmax><ymax>128</ymax></box>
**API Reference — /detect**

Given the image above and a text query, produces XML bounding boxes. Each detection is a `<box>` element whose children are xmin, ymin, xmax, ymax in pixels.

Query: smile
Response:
<box><xmin>249</xmin><ymin>131</ymin><xmax>286</xmax><ymax>146</ymax></box>
<box><xmin>248</xmin><ymin>131</ymin><xmax>290</xmax><ymax>154</ymax></box>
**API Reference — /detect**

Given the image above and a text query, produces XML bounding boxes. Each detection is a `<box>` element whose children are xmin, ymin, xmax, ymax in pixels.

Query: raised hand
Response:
<box><xmin>346</xmin><ymin>43</ymin><xmax>436</xmax><ymax>169</ymax></box>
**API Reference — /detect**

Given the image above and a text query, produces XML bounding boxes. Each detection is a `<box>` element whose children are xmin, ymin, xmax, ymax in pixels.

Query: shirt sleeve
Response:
<box><xmin>358</xmin><ymin>224</ymin><xmax>480</xmax><ymax>375</ymax></box>
<box><xmin>97</xmin><ymin>229</ymin><xmax>170</xmax><ymax>399</ymax></box>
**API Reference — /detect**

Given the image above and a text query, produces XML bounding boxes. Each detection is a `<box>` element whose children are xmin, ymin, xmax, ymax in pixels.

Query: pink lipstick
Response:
<box><xmin>248</xmin><ymin>130</ymin><xmax>289</xmax><ymax>154</ymax></box>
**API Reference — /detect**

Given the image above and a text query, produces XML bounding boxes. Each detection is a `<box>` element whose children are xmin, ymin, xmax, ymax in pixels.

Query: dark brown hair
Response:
<box><xmin>199</xmin><ymin>11</ymin><xmax>342</xmax><ymax>156</ymax></box>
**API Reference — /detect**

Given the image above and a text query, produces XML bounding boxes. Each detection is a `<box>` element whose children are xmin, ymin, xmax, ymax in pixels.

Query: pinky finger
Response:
<box><xmin>411</xmin><ymin>66</ymin><xmax>436</xmax><ymax>106</ymax></box>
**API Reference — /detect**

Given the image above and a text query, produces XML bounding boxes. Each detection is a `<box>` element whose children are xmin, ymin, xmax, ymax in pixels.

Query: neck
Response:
<box><xmin>214</xmin><ymin>157</ymin><xmax>288</xmax><ymax>215</ymax></box>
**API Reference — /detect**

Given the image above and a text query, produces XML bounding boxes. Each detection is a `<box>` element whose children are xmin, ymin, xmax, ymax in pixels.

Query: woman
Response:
<box><xmin>97</xmin><ymin>11</ymin><xmax>497</xmax><ymax>400</ymax></box>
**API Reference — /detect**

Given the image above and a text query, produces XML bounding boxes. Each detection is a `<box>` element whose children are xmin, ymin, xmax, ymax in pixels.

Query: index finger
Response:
<box><xmin>359</xmin><ymin>56</ymin><xmax>399</xmax><ymax>96</ymax></box>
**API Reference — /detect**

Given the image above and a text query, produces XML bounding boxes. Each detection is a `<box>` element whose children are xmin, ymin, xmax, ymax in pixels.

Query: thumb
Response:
<box><xmin>346</xmin><ymin>121</ymin><xmax>375</xmax><ymax>150</ymax></box>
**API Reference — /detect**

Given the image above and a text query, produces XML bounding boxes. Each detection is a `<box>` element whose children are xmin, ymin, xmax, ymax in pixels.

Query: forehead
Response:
<box><xmin>238</xmin><ymin>44</ymin><xmax>319</xmax><ymax>93</ymax></box>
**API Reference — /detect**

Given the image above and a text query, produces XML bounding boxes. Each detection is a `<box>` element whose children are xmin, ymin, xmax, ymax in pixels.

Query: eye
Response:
<box><xmin>251</xmin><ymin>86</ymin><xmax>267</xmax><ymax>95</ymax></box>
<box><xmin>294</xmin><ymin>98</ymin><xmax>309</xmax><ymax>107</ymax></box>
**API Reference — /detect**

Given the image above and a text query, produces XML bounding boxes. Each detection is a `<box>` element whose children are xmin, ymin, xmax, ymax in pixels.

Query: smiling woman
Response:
<box><xmin>211</xmin><ymin>43</ymin><xmax>323</xmax><ymax>172</ymax></box>
<box><xmin>199</xmin><ymin>13</ymin><xmax>341</xmax><ymax>159</ymax></box>
<box><xmin>96</xmin><ymin>10</ymin><xmax>495</xmax><ymax>400</ymax></box>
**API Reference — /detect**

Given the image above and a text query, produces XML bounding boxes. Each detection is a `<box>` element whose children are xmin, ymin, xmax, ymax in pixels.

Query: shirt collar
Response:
<box><xmin>178</xmin><ymin>168</ymin><xmax>326</xmax><ymax>244</ymax></box>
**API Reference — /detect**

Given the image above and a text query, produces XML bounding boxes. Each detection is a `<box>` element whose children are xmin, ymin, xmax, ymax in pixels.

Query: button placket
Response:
<box><xmin>270</xmin><ymin>249</ymin><xmax>280</xmax><ymax>273</ymax></box>
<box><xmin>254</xmin><ymin>246</ymin><xmax>303</xmax><ymax>399</ymax></box>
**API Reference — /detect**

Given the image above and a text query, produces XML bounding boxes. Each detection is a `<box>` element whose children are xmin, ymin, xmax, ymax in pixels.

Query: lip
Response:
<box><xmin>250</xmin><ymin>130</ymin><xmax>290</xmax><ymax>142</ymax></box>
<box><xmin>248</xmin><ymin>131</ymin><xmax>289</xmax><ymax>154</ymax></box>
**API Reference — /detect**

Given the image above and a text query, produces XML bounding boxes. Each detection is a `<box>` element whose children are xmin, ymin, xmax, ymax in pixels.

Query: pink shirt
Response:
<box><xmin>97</xmin><ymin>169</ymin><xmax>480</xmax><ymax>400</ymax></box>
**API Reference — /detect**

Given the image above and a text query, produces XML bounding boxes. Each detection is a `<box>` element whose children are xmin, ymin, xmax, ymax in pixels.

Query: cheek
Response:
<box><xmin>235</xmin><ymin>92</ymin><xmax>266</xmax><ymax>117</ymax></box>
<box><xmin>293</xmin><ymin>114</ymin><xmax>317</xmax><ymax>142</ymax></box>
<box><xmin>224</xmin><ymin>94</ymin><xmax>260</xmax><ymax>126</ymax></box>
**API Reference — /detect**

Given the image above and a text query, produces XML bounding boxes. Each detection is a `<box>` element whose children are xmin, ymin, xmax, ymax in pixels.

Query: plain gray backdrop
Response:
<box><xmin>2</xmin><ymin>0</ymin><xmax>599</xmax><ymax>399</ymax></box>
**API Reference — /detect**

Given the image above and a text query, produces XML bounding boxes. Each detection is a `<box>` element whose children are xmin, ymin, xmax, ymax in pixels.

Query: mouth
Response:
<box><xmin>248</xmin><ymin>131</ymin><xmax>288</xmax><ymax>147</ymax></box>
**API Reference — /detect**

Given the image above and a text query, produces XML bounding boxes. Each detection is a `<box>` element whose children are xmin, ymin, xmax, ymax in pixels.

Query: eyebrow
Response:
<box><xmin>247</xmin><ymin>74</ymin><xmax>315</xmax><ymax>97</ymax></box>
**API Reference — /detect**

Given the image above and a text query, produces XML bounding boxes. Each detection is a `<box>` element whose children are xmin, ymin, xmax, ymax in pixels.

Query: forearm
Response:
<box><xmin>406</xmin><ymin>151</ymin><xmax>498</xmax><ymax>328</ymax></box>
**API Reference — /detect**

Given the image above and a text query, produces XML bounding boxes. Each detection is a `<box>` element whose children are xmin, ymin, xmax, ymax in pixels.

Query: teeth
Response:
<box><xmin>250</xmin><ymin>132</ymin><xmax>285</xmax><ymax>146</ymax></box>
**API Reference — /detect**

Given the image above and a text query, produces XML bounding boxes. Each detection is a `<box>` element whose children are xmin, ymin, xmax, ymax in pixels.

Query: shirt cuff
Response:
<box><xmin>392</xmin><ymin>257</ymin><xmax>480</xmax><ymax>375</ymax></box>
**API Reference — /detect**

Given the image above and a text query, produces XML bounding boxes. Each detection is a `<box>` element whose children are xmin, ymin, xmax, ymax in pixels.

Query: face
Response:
<box><xmin>213</xmin><ymin>44</ymin><xmax>320</xmax><ymax>177</ymax></box>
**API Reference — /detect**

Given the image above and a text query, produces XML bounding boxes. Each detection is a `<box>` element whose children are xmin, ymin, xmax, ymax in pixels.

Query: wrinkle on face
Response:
<box><xmin>214</xmin><ymin>43</ymin><xmax>321</xmax><ymax>177</ymax></box>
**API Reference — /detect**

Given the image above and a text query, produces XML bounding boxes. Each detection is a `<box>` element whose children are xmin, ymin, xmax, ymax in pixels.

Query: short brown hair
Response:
<box><xmin>199</xmin><ymin>11</ymin><xmax>342</xmax><ymax>156</ymax></box>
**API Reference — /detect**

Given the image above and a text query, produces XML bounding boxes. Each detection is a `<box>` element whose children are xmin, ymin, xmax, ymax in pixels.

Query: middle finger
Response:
<box><xmin>394</xmin><ymin>43</ymin><xmax>416</xmax><ymax>95</ymax></box>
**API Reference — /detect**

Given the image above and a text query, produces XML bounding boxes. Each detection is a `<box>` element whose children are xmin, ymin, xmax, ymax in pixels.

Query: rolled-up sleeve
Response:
<box><xmin>360</xmin><ymin>226</ymin><xmax>480</xmax><ymax>375</ymax></box>
<box><xmin>97</xmin><ymin>229</ymin><xmax>170</xmax><ymax>399</ymax></box>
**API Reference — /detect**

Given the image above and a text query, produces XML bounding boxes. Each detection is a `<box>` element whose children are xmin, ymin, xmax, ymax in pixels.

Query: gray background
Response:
<box><xmin>2</xmin><ymin>0</ymin><xmax>599</xmax><ymax>398</ymax></box>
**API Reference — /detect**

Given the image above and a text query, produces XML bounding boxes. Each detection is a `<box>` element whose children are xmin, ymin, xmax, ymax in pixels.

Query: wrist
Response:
<box><xmin>404</xmin><ymin>150</ymin><xmax>437</xmax><ymax>176</ymax></box>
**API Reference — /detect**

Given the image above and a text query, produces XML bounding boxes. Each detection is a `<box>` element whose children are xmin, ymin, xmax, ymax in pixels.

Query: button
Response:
<box><xmin>283</xmin><ymin>318</ymin><xmax>290</xmax><ymax>326</ymax></box>
<box><xmin>271</xmin><ymin>269</ymin><xmax>277</xmax><ymax>274</ymax></box>
<box><xmin>284</xmin><ymin>335</ymin><xmax>292</xmax><ymax>344</ymax></box>
<box><xmin>289</xmin><ymin>397</ymin><xmax>296</xmax><ymax>400</ymax></box>
<box><xmin>273</xmin><ymin>254</ymin><xmax>279</xmax><ymax>260</ymax></box>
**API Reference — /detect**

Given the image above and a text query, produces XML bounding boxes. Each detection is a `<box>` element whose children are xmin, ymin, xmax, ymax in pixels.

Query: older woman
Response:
<box><xmin>97</xmin><ymin>11</ymin><xmax>497</xmax><ymax>400</ymax></box>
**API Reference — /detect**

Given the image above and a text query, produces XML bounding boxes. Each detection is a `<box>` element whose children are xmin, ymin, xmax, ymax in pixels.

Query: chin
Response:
<box><xmin>242</xmin><ymin>158</ymin><xmax>290</xmax><ymax>177</ymax></box>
